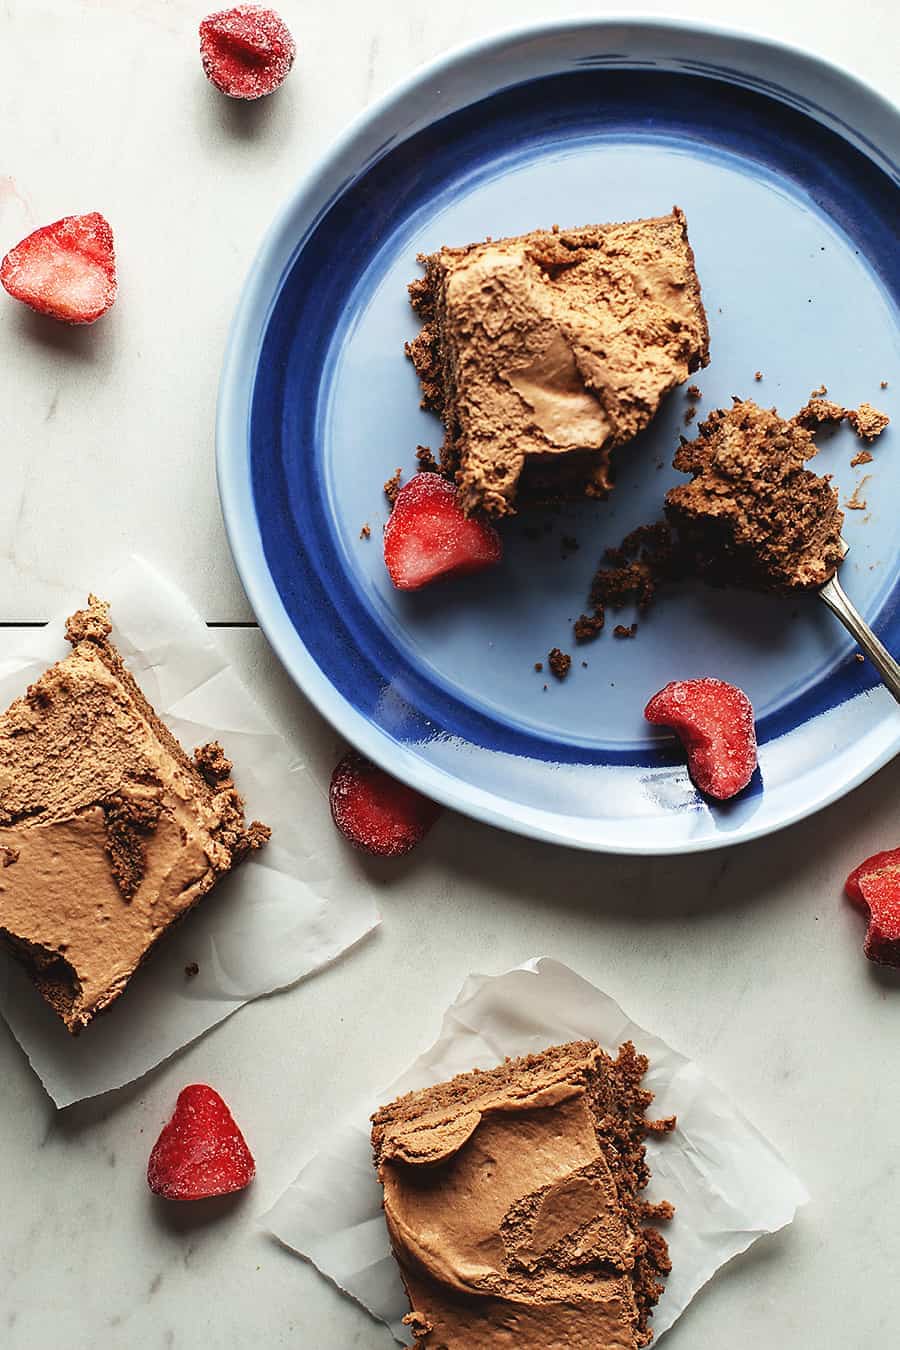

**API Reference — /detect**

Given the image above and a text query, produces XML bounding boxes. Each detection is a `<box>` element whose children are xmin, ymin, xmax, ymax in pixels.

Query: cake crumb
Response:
<box><xmin>193</xmin><ymin>741</ymin><xmax>236</xmax><ymax>785</ymax></box>
<box><xmin>855</xmin><ymin>652</ymin><xmax>865</xmax><ymax>663</ymax></box>
<box><xmin>793</xmin><ymin>397</ymin><xmax>846</xmax><ymax>429</ymax></box>
<box><xmin>845</xmin><ymin>476</ymin><xmax>871</xmax><ymax>511</ymax></box>
<box><xmin>850</xmin><ymin>449</ymin><xmax>874</xmax><ymax>468</ymax></box>
<box><xmin>614</xmin><ymin>623</ymin><xmax>638</xmax><ymax>639</ymax></box>
<box><xmin>580</xmin><ymin>521</ymin><xmax>683</xmax><ymax>643</ymax></box>
<box><xmin>359</xmin><ymin>523</ymin><xmax>371</xmax><ymax>539</ymax></box>
<box><xmin>810</xmin><ymin>383</ymin><xmax>827</xmax><ymax>397</ymax></box>
<box><xmin>548</xmin><ymin>648</ymin><xmax>571</xmax><ymax>679</ymax></box>
<box><xmin>581</xmin><ymin>660</ymin><xmax>588</xmax><ymax>668</ymax></box>
<box><xmin>684</xmin><ymin>407</ymin><xmax>696</xmax><ymax>423</ymax></box>
<box><xmin>415</xmin><ymin>445</ymin><xmax>440</xmax><ymax>474</ymax></box>
<box><xmin>687</xmin><ymin>384</ymin><xmax>702</xmax><ymax>400</ymax></box>
<box><xmin>880</xmin><ymin>380</ymin><xmax>888</xmax><ymax>389</ymax></box>
<box><xmin>534</xmin><ymin>662</ymin><xmax>543</xmax><ymax>672</ymax></box>
<box><xmin>65</xmin><ymin>594</ymin><xmax>113</xmax><ymax>646</ymax></box>
<box><xmin>754</xmin><ymin>370</ymin><xmax>763</xmax><ymax>381</ymax></box>
<box><xmin>847</xmin><ymin>402</ymin><xmax>889</xmax><ymax>442</ymax></box>
<box><xmin>574</xmin><ymin>610</ymin><xmax>605</xmax><ymax>641</ymax></box>
<box><xmin>184</xmin><ymin>962</ymin><xmax>200</xmax><ymax>978</ymax></box>
<box><xmin>384</xmin><ymin>468</ymin><xmax>403</xmax><ymax>506</ymax></box>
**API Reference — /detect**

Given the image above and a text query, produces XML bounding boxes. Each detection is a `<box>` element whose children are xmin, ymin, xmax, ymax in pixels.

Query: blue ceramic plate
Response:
<box><xmin>218</xmin><ymin>19</ymin><xmax>900</xmax><ymax>853</ymax></box>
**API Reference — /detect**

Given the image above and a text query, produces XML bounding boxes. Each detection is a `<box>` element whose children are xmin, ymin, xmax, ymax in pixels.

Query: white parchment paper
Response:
<box><xmin>0</xmin><ymin>557</ymin><xmax>380</xmax><ymax>1108</ymax></box>
<box><xmin>266</xmin><ymin>958</ymin><xmax>808</xmax><ymax>1344</ymax></box>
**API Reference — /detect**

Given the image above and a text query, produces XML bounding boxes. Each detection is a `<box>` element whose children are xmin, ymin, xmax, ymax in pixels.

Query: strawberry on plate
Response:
<box><xmin>0</xmin><ymin>212</ymin><xmax>116</xmax><ymax>324</ymax></box>
<box><xmin>330</xmin><ymin>750</ymin><xmax>441</xmax><ymax>856</ymax></box>
<box><xmin>148</xmin><ymin>1085</ymin><xmax>255</xmax><ymax>1201</ymax></box>
<box><xmin>200</xmin><ymin>5</ymin><xmax>296</xmax><ymax>99</ymax></box>
<box><xmin>845</xmin><ymin>848</ymin><xmax>900</xmax><ymax>967</ymax></box>
<box><xmin>644</xmin><ymin>677</ymin><xmax>758</xmax><ymax>801</ymax></box>
<box><xmin>383</xmin><ymin>472</ymin><xmax>502</xmax><ymax>591</ymax></box>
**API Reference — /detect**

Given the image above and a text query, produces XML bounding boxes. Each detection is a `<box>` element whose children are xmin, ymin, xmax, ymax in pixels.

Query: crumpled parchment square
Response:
<box><xmin>0</xmin><ymin>557</ymin><xmax>380</xmax><ymax>1107</ymax></box>
<box><xmin>265</xmin><ymin>958</ymin><xmax>808</xmax><ymax>1343</ymax></box>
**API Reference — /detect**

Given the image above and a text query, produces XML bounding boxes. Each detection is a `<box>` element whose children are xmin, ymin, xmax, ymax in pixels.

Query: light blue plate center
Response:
<box><xmin>324</xmin><ymin>137</ymin><xmax>898</xmax><ymax>750</ymax></box>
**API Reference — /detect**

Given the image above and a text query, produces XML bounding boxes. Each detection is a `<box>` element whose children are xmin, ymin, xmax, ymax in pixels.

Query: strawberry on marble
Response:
<box><xmin>200</xmin><ymin>5</ymin><xmax>295</xmax><ymax>99</ymax></box>
<box><xmin>845</xmin><ymin>848</ymin><xmax>900</xmax><ymax>967</ymax></box>
<box><xmin>330</xmin><ymin>750</ymin><xmax>441</xmax><ymax>857</ymax></box>
<box><xmin>1</xmin><ymin>212</ymin><xmax>116</xmax><ymax>324</ymax></box>
<box><xmin>148</xmin><ymin>1085</ymin><xmax>255</xmax><ymax>1201</ymax></box>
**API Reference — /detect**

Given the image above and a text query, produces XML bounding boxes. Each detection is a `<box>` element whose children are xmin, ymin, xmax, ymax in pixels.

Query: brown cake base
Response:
<box><xmin>372</xmin><ymin>1040</ymin><xmax>675</xmax><ymax>1349</ymax></box>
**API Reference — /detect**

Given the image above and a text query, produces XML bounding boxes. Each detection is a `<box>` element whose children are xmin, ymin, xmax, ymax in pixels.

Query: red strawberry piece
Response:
<box><xmin>845</xmin><ymin>848</ymin><xmax>900</xmax><ymax>967</ymax></box>
<box><xmin>147</xmin><ymin>1085</ymin><xmax>255</xmax><ymax>1201</ymax></box>
<box><xmin>0</xmin><ymin>212</ymin><xmax>116</xmax><ymax>325</ymax></box>
<box><xmin>644</xmin><ymin>677</ymin><xmax>757</xmax><ymax>800</ymax></box>
<box><xmin>383</xmin><ymin>472</ymin><xmax>502</xmax><ymax>591</ymax></box>
<box><xmin>329</xmin><ymin>750</ymin><xmax>441</xmax><ymax>856</ymax></box>
<box><xmin>200</xmin><ymin>5</ymin><xmax>295</xmax><ymax>100</ymax></box>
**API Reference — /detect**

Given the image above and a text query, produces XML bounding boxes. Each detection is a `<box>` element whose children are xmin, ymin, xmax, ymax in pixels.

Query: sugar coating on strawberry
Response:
<box><xmin>200</xmin><ymin>5</ymin><xmax>295</xmax><ymax>99</ymax></box>
<box><xmin>0</xmin><ymin>212</ymin><xmax>116</xmax><ymax>324</ymax></box>
<box><xmin>845</xmin><ymin>848</ymin><xmax>900</xmax><ymax>967</ymax></box>
<box><xmin>644</xmin><ymin>677</ymin><xmax>757</xmax><ymax>800</ymax></box>
<box><xmin>147</xmin><ymin>1085</ymin><xmax>255</xmax><ymax>1201</ymax></box>
<box><xmin>383</xmin><ymin>472</ymin><xmax>502</xmax><ymax>591</ymax></box>
<box><xmin>330</xmin><ymin>750</ymin><xmax>441</xmax><ymax>857</ymax></box>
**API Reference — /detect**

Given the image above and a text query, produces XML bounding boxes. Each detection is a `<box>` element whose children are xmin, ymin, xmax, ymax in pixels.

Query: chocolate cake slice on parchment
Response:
<box><xmin>371</xmin><ymin>1039</ymin><xmax>675</xmax><ymax>1348</ymax></box>
<box><xmin>0</xmin><ymin>596</ymin><xmax>269</xmax><ymax>1033</ymax></box>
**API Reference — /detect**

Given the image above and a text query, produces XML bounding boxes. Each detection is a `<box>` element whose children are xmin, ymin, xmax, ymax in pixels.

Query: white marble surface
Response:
<box><xmin>1</xmin><ymin>1</ymin><xmax>898</xmax><ymax>1347</ymax></box>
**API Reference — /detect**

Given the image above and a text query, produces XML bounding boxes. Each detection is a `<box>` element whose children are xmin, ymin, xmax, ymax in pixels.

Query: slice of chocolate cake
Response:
<box><xmin>406</xmin><ymin>209</ymin><xmax>709</xmax><ymax>517</ymax></box>
<box><xmin>0</xmin><ymin>596</ymin><xmax>270</xmax><ymax>1032</ymax></box>
<box><xmin>371</xmin><ymin>1040</ymin><xmax>675</xmax><ymax>1349</ymax></box>
<box><xmin>666</xmin><ymin>399</ymin><xmax>845</xmax><ymax>590</ymax></box>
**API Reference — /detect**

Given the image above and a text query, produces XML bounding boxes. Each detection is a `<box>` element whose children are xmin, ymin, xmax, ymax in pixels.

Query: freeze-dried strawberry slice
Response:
<box><xmin>383</xmin><ymin>472</ymin><xmax>502</xmax><ymax>591</ymax></box>
<box><xmin>644</xmin><ymin>678</ymin><xmax>758</xmax><ymax>800</ymax></box>
<box><xmin>845</xmin><ymin>848</ymin><xmax>900</xmax><ymax>967</ymax></box>
<box><xmin>0</xmin><ymin>212</ymin><xmax>116</xmax><ymax>324</ymax></box>
<box><xmin>329</xmin><ymin>750</ymin><xmax>441</xmax><ymax>856</ymax></box>
<box><xmin>147</xmin><ymin>1085</ymin><xmax>255</xmax><ymax>1200</ymax></box>
<box><xmin>200</xmin><ymin>5</ymin><xmax>295</xmax><ymax>99</ymax></box>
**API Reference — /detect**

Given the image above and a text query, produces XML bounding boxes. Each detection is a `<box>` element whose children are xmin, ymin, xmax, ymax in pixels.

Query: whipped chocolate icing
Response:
<box><xmin>407</xmin><ymin>210</ymin><xmax>709</xmax><ymax>516</ymax></box>
<box><xmin>372</xmin><ymin>1040</ymin><xmax>674</xmax><ymax>1348</ymax></box>
<box><xmin>0</xmin><ymin>596</ymin><xmax>269</xmax><ymax>1032</ymax></box>
<box><xmin>666</xmin><ymin>399</ymin><xmax>845</xmax><ymax>591</ymax></box>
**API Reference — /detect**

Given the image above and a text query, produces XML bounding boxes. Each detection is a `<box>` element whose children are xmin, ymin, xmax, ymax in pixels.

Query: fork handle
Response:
<box><xmin>819</xmin><ymin>574</ymin><xmax>900</xmax><ymax>704</ymax></box>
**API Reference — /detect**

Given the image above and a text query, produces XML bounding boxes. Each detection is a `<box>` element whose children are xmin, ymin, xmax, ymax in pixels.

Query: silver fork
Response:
<box><xmin>819</xmin><ymin>539</ymin><xmax>900</xmax><ymax>703</ymax></box>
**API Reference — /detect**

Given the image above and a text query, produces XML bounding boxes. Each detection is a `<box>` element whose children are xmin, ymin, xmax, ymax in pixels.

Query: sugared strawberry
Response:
<box><xmin>644</xmin><ymin>677</ymin><xmax>757</xmax><ymax>800</ymax></box>
<box><xmin>845</xmin><ymin>848</ymin><xmax>900</xmax><ymax>967</ymax></box>
<box><xmin>200</xmin><ymin>5</ymin><xmax>295</xmax><ymax>100</ymax></box>
<box><xmin>329</xmin><ymin>750</ymin><xmax>441</xmax><ymax>856</ymax></box>
<box><xmin>147</xmin><ymin>1085</ymin><xmax>255</xmax><ymax>1201</ymax></box>
<box><xmin>383</xmin><ymin>473</ymin><xmax>502</xmax><ymax>591</ymax></box>
<box><xmin>0</xmin><ymin>212</ymin><xmax>116</xmax><ymax>324</ymax></box>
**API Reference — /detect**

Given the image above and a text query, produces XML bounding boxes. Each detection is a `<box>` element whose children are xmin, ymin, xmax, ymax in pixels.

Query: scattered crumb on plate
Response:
<box><xmin>548</xmin><ymin>647</ymin><xmax>571</xmax><ymax>679</ymax></box>
<box><xmin>384</xmin><ymin>468</ymin><xmax>403</xmax><ymax>505</ymax></box>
